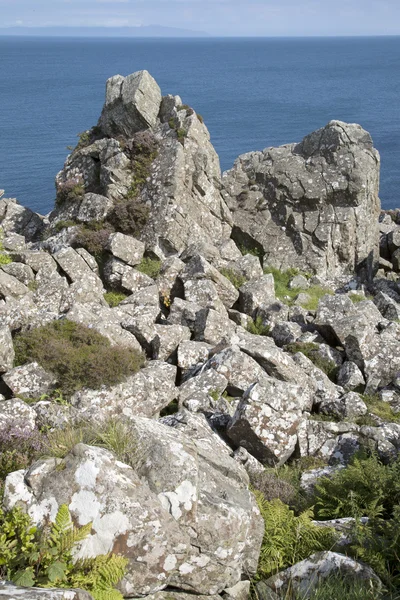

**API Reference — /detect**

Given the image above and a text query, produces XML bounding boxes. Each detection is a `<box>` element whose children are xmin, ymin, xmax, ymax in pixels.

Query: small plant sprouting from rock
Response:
<box><xmin>168</xmin><ymin>117</ymin><xmax>188</xmax><ymax>145</ymax></box>
<box><xmin>0</xmin><ymin>503</ymin><xmax>127</xmax><ymax>599</ymax></box>
<box><xmin>285</xmin><ymin>342</ymin><xmax>338</xmax><ymax>382</ymax></box>
<box><xmin>14</xmin><ymin>319</ymin><xmax>145</xmax><ymax>398</ymax></box>
<box><xmin>104</xmin><ymin>291</ymin><xmax>128</xmax><ymax>308</ymax></box>
<box><xmin>264</xmin><ymin>266</ymin><xmax>332</xmax><ymax>310</ymax></box>
<box><xmin>54</xmin><ymin>219</ymin><xmax>77</xmax><ymax>233</ymax></box>
<box><xmin>220</xmin><ymin>267</ymin><xmax>247</xmax><ymax>290</ymax></box>
<box><xmin>246</xmin><ymin>316</ymin><xmax>271</xmax><ymax>337</ymax></box>
<box><xmin>0</xmin><ymin>228</ymin><xmax>12</xmax><ymax>266</ymax></box>
<box><xmin>136</xmin><ymin>256</ymin><xmax>162</xmax><ymax>280</ymax></box>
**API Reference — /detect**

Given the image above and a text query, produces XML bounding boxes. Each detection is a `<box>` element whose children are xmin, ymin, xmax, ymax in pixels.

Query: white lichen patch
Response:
<box><xmin>75</xmin><ymin>459</ymin><xmax>100</xmax><ymax>489</ymax></box>
<box><xmin>70</xmin><ymin>489</ymin><xmax>102</xmax><ymax>525</ymax></box>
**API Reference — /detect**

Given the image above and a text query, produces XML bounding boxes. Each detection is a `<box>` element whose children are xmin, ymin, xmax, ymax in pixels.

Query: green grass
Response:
<box><xmin>14</xmin><ymin>320</ymin><xmax>144</xmax><ymax>397</ymax></box>
<box><xmin>263</xmin><ymin>266</ymin><xmax>332</xmax><ymax>310</ymax></box>
<box><xmin>136</xmin><ymin>256</ymin><xmax>161</xmax><ymax>279</ymax></box>
<box><xmin>295</xmin><ymin>574</ymin><xmax>381</xmax><ymax>600</ymax></box>
<box><xmin>104</xmin><ymin>291</ymin><xmax>128</xmax><ymax>307</ymax></box>
<box><xmin>219</xmin><ymin>267</ymin><xmax>247</xmax><ymax>289</ymax></box>
<box><xmin>360</xmin><ymin>394</ymin><xmax>400</xmax><ymax>424</ymax></box>
<box><xmin>54</xmin><ymin>219</ymin><xmax>77</xmax><ymax>233</ymax></box>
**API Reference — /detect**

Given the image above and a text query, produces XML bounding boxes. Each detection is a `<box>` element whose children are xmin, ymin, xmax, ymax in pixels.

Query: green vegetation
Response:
<box><xmin>136</xmin><ymin>256</ymin><xmax>161</xmax><ymax>279</ymax></box>
<box><xmin>14</xmin><ymin>320</ymin><xmax>144</xmax><ymax>397</ymax></box>
<box><xmin>168</xmin><ymin>117</ymin><xmax>188</xmax><ymax>144</ymax></box>
<box><xmin>54</xmin><ymin>219</ymin><xmax>77</xmax><ymax>233</ymax></box>
<box><xmin>0</xmin><ymin>228</ymin><xmax>12</xmax><ymax>265</ymax></box>
<box><xmin>285</xmin><ymin>342</ymin><xmax>338</xmax><ymax>381</ymax></box>
<box><xmin>219</xmin><ymin>267</ymin><xmax>247</xmax><ymax>289</ymax></box>
<box><xmin>246</xmin><ymin>316</ymin><xmax>271</xmax><ymax>337</ymax></box>
<box><xmin>295</xmin><ymin>574</ymin><xmax>380</xmax><ymax>600</ymax></box>
<box><xmin>349</xmin><ymin>293</ymin><xmax>366</xmax><ymax>304</ymax></box>
<box><xmin>196</xmin><ymin>113</ymin><xmax>204</xmax><ymax>124</ymax></box>
<box><xmin>254</xmin><ymin>493</ymin><xmax>336</xmax><ymax>580</ymax></box>
<box><xmin>238</xmin><ymin>242</ymin><xmax>264</xmax><ymax>259</ymax></box>
<box><xmin>0</xmin><ymin>504</ymin><xmax>126</xmax><ymax>599</ymax></box>
<box><xmin>109</xmin><ymin>131</ymin><xmax>157</xmax><ymax>236</ymax></box>
<box><xmin>359</xmin><ymin>394</ymin><xmax>400</xmax><ymax>424</ymax></box>
<box><xmin>264</xmin><ymin>266</ymin><xmax>332</xmax><ymax>311</ymax></box>
<box><xmin>104</xmin><ymin>291</ymin><xmax>128</xmax><ymax>308</ymax></box>
<box><xmin>27</xmin><ymin>281</ymin><xmax>38</xmax><ymax>292</ymax></box>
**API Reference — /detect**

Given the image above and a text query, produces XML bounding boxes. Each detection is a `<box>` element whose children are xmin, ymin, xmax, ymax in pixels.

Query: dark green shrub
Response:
<box><xmin>14</xmin><ymin>320</ymin><xmax>144</xmax><ymax>397</ymax></box>
<box><xmin>0</xmin><ymin>503</ymin><xmax>127</xmax><ymax>599</ymax></box>
<box><xmin>54</xmin><ymin>220</ymin><xmax>77</xmax><ymax>233</ymax></box>
<box><xmin>285</xmin><ymin>342</ymin><xmax>338</xmax><ymax>381</ymax></box>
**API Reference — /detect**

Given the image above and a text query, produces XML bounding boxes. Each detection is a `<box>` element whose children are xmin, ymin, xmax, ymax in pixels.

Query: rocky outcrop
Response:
<box><xmin>222</xmin><ymin>121</ymin><xmax>380</xmax><ymax>280</ymax></box>
<box><xmin>1</xmin><ymin>70</ymin><xmax>399</xmax><ymax>600</ymax></box>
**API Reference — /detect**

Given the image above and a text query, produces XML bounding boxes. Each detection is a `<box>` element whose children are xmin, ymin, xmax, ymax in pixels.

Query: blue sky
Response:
<box><xmin>1</xmin><ymin>0</ymin><xmax>400</xmax><ymax>36</ymax></box>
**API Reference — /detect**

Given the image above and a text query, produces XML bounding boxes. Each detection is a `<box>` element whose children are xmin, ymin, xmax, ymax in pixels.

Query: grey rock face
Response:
<box><xmin>107</xmin><ymin>231</ymin><xmax>145</xmax><ymax>267</ymax></box>
<box><xmin>0</xmin><ymin>398</ymin><xmax>37</xmax><ymax>432</ymax></box>
<box><xmin>99</xmin><ymin>70</ymin><xmax>162</xmax><ymax>138</ymax></box>
<box><xmin>223</xmin><ymin>121</ymin><xmax>380</xmax><ymax>280</ymax></box>
<box><xmin>0</xmin><ymin>325</ymin><xmax>14</xmax><ymax>372</ymax></box>
<box><xmin>0</xmin><ymin>585</ymin><xmax>94</xmax><ymax>600</ymax></box>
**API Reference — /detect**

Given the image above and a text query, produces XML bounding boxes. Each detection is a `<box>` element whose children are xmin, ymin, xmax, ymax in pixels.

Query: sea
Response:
<box><xmin>0</xmin><ymin>36</ymin><xmax>399</xmax><ymax>214</ymax></box>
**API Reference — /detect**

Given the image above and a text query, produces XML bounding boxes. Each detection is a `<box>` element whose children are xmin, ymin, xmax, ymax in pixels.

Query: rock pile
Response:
<box><xmin>1</xmin><ymin>70</ymin><xmax>400</xmax><ymax>599</ymax></box>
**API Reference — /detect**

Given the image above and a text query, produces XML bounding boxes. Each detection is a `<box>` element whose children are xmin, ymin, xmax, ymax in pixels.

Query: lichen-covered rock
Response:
<box><xmin>99</xmin><ymin>70</ymin><xmax>162</xmax><ymax>137</ymax></box>
<box><xmin>70</xmin><ymin>361</ymin><xmax>177</xmax><ymax>420</ymax></box>
<box><xmin>223</xmin><ymin>121</ymin><xmax>380</xmax><ymax>280</ymax></box>
<box><xmin>181</xmin><ymin>255</ymin><xmax>239</xmax><ymax>310</ymax></box>
<box><xmin>337</xmin><ymin>361</ymin><xmax>365</xmax><ymax>392</ymax></box>
<box><xmin>2</xmin><ymin>362</ymin><xmax>57</xmax><ymax>399</ymax></box>
<box><xmin>265</xmin><ymin>551</ymin><xmax>381</xmax><ymax>598</ymax></box>
<box><xmin>239</xmin><ymin>274</ymin><xmax>275</xmax><ymax>317</ymax></box>
<box><xmin>0</xmin><ymin>585</ymin><xmax>94</xmax><ymax>600</ymax></box>
<box><xmin>0</xmin><ymin>325</ymin><xmax>14</xmax><ymax>372</ymax></box>
<box><xmin>106</xmin><ymin>231</ymin><xmax>145</xmax><ymax>267</ymax></box>
<box><xmin>0</xmin><ymin>270</ymin><xmax>30</xmax><ymax>299</ymax></box>
<box><xmin>4</xmin><ymin>417</ymin><xmax>263</xmax><ymax>596</ymax></box>
<box><xmin>0</xmin><ymin>398</ymin><xmax>37</xmax><ymax>432</ymax></box>
<box><xmin>227</xmin><ymin>379</ymin><xmax>307</xmax><ymax>465</ymax></box>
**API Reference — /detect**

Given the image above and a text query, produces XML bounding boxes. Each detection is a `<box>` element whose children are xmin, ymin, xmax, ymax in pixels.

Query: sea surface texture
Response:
<box><xmin>0</xmin><ymin>36</ymin><xmax>399</xmax><ymax>214</ymax></box>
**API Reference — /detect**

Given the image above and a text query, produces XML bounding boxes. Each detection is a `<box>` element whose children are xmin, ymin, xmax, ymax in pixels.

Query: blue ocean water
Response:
<box><xmin>0</xmin><ymin>36</ymin><xmax>399</xmax><ymax>214</ymax></box>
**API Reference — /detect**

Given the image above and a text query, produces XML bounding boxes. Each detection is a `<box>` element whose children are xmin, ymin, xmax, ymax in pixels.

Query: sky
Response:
<box><xmin>1</xmin><ymin>0</ymin><xmax>400</xmax><ymax>37</ymax></box>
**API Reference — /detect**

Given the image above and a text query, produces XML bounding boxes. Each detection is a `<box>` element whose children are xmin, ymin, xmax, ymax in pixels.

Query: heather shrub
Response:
<box><xmin>250</xmin><ymin>469</ymin><xmax>297</xmax><ymax>506</ymax></box>
<box><xmin>74</xmin><ymin>221</ymin><xmax>114</xmax><ymax>258</ymax></box>
<box><xmin>56</xmin><ymin>176</ymin><xmax>85</xmax><ymax>206</ymax></box>
<box><xmin>0</xmin><ymin>426</ymin><xmax>45</xmax><ymax>493</ymax></box>
<box><xmin>14</xmin><ymin>320</ymin><xmax>144</xmax><ymax>397</ymax></box>
<box><xmin>109</xmin><ymin>198</ymin><xmax>149</xmax><ymax>237</ymax></box>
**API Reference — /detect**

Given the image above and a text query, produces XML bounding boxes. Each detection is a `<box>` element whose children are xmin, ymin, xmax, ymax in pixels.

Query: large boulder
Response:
<box><xmin>223</xmin><ymin>121</ymin><xmax>381</xmax><ymax>280</ymax></box>
<box><xmin>4</xmin><ymin>418</ymin><xmax>263</xmax><ymax>597</ymax></box>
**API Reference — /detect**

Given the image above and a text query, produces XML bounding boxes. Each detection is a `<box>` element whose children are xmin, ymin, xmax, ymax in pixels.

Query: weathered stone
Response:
<box><xmin>177</xmin><ymin>340</ymin><xmax>211</xmax><ymax>375</ymax></box>
<box><xmin>1</xmin><ymin>261</ymin><xmax>35</xmax><ymax>286</ymax></box>
<box><xmin>227</xmin><ymin>254</ymin><xmax>263</xmax><ymax>282</ymax></box>
<box><xmin>0</xmin><ymin>585</ymin><xmax>94</xmax><ymax>600</ymax></box>
<box><xmin>0</xmin><ymin>325</ymin><xmax>14</xmax><ymax>372</ymax></box>
<box><xmin>227</xmin><ymin>379</ymin><xmax>307</xmax><ymax>465</ymax></box>
<box><xmin>270</xmin><ymin>321</ymin><xmax>302</xmax><ymax>347</ymax></box>
<box><xmin>224</xmin><ymin>121</ymin><xmax>380</xmax><ymax>280</ymax></box>
<box><xmin>239</xmin><ymin>274</ymin><xmax>275</xmax><ymax>317</ymax></box>
<box><xmin>374</xmin><ymin>290</ymin><xmax>400</xmax><ymax>321</ymax></box>
<box><xmin>319</xmin><ymin>391</ymin><xmax>367</xmax><ymax>420</ymax></box>
<box><xmin>0</xmin><ymin>270</ymin><xmax>30</xmax><ymax>299</ymax></box>
<box><xmin>107</xmin><ymin>232</ymin><xmax>145</xmax><ymax>267</ymax></box>
<box><xmin>2</xmin><ymin>362</ymin><xmax>57</xmax><ymax>399</ymax></box>
<box><xmin>76</xmin><ymin>192</ymin><xmax>112</xmax><ymax>223</ymax></box>
<box><xmin>184</xmin><ymin>278</ymin><xmax>225</xmax><ymax>312</ymax></box>
<box><xmin>0</xmin><ymin>398</ymin><xmax>37</xmax><ymax>432</ymax></box>
<box><xmin>99</xmin><ymin>70</ymin><xmax>162</xmax><ymax>137</ymax></box>
<box><xmin>265</xmin><ymin>551</ymin><xmax>381</xmax><ymax>598</ymax></box>
<box><xmin>53</xmin><ymin>247</ymin><xmax>104</xmax><ymax>293</ymax></box>
<box><xmin>181</xmin><ymin>255</ymin><xmax>239</xmax><ymax>310</ymax></box>
<box><xmin>179</xmin><ymin>369</ymin><xmax>228</xmax><ymax>410</ymax></box>
<box><xmin>337</xmin><ymin>361</ymin><xmax>365</xmax><ymax>392</ymax></box>
<box><xmin>297</xmin><ymin>418</ymin><xmax>361</xmax><ymax>464</ymax></box>
<box><xmin>194</xmin><ymin>307</ymin><xmax>236</xmax><ymax>345</ymax></box>
<box><xmin>70</xmin><ymin>361</ymin><xmax>177</xmax><ymax>420</ymax></box>
<box><xmin>0</xmin><ymin>197</ymin><xmax>44</xmax><ymax>241</ymax></box>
